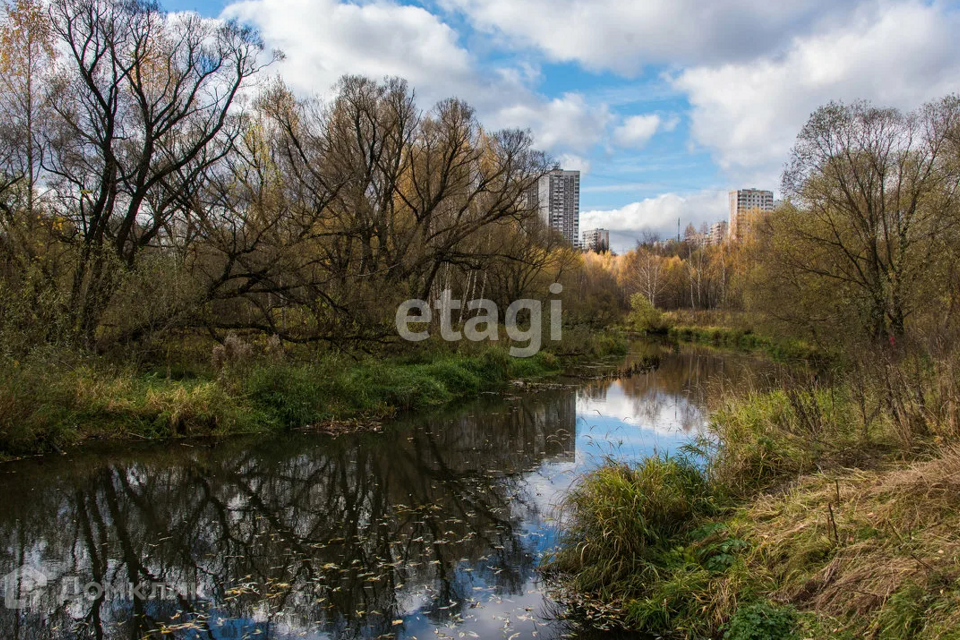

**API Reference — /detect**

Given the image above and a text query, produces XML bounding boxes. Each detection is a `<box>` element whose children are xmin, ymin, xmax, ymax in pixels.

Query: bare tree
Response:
<box><xmin>44</xmin><ymin>0</ymin><xmax>269</xmax><ymax>346</ymax></box>
<box><xmin>628</xmin><ymin>248</ymin><xmax>665</xmax><ymax>308</ymax></box>
<box><xmin>780</xmin><ymin>98</ymin><xmax>960</xmax><ymax>342</ymax></box>
<box><xmin>170</xmin><ymin>77</ymin><xmax>549</xmax><ymax>346</ymax></box>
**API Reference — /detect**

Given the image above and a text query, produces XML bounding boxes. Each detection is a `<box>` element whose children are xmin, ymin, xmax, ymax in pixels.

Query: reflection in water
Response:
<box><xmin>0</xmin><ymin>342</ymin><xmax>775</xmax><ymax>639</ymax></box>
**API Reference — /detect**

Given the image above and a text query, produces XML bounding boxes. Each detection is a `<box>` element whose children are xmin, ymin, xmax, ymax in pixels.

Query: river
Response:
<box><xmin>0</xmin><ymin>341</ymin><xmax>780</xmax><ymax>639</ymax></box>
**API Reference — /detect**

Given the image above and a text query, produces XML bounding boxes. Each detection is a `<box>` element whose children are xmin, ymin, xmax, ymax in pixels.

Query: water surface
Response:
<box><xmin>0</xmin><ymin>342</ymin><xmax>777</xmax><ymax>639</ymax></box>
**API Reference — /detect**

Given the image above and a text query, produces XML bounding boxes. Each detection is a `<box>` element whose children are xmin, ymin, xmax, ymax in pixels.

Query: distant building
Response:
<box><xmin>683</xmin><ymin>223</ymin><xmax>707</xmax><ymax>246</ymax></box>
<box><xmin>529</xmin><ymin>169</ymin><xmax>580</xmax><ymax>247</ymax></box>
<box><xmin>709</xmin><ymin>220</ymin><xmax>728</xmax><ymax>245</ymax></box>
<box><xmin>582</xmin><ymin>228</ymin><xmax>610</xmax><ymax>252</ymax></box>
<box><xmin>729</xmin><ymin>188</ymin><xmax>774</xmax><ymax>240</ymax></box>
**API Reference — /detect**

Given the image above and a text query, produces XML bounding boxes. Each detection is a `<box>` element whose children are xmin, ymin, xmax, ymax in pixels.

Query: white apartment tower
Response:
<box><xmin>533</xmin><ymin>169</ymin><xmax>580</xmax><ymax>247</ymax></box>
<box><xmin>728</xmin><ymin>189</ymin><xmax>774</xmax><ymax>240</ymax></box>
<box><xmin>709</xmin><ymin>220</ymin><xmax>728</xmax><ymax>245</ymax></box>
<box><xmin>582</xmin><ymin>228</ymin><xmax>610</xmax><ymax>252</ymax></box>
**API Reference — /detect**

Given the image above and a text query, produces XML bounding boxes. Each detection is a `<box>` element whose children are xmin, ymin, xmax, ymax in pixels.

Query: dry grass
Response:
<box><xmin>549</xmin><ymin>347</ymin><xmax>960</xmax><ymax>638</ymax></box>
<box><xmin>734</xmin><ymin>447</ymin><xmax>960</xmax><ymax>638</ymax></box>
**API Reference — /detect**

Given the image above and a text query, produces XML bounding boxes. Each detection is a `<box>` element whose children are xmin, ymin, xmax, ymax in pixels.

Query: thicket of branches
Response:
<box><xmin>0</xmin><ymin>0</ymin><xmax>589</xmax><ymax>359</ymax></box>
<box><xmin>3</xmin><ymin>0</ymin><xmax>958</xmax><ymax>369</ymax></box>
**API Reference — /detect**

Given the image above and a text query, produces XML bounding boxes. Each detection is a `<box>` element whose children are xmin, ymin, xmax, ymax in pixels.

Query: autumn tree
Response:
<box><xmin>773</xmin><ymin>98</ymin><xmax>960</xmax><ymax>343</ymax></box>
<box><xmin>44</xmin><ymin>0</ymin><xmax>269</xmax><ymax>346</ymax></box>
<box><xmin>173</xmin><ymin>77</ymin><xmax>551</xmax><ymax>346</ymax></box>
<box><xmin>621</xmin><ymin>247</ymin><xmax>665</xmax><ymax>308</ymax></box>
<box><xmin>0</xmin><ymin>0</ymin><xmax>55</xmax><ymax>215</ymax></box>
<box><xmin>0</xmin><ymin>0</ymin><xmax>67</xmax><ymax>351</ymax></box>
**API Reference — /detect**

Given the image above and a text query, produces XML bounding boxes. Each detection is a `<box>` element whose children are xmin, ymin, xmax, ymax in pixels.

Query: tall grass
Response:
<box><xmin>547</xmin><ymin>457</ymin><xmax>744</xmax><ymax>635</ymax></box>
<box><xmin>699</xmin><ymin>384</ymin><xmax>866</xmax><ymax>497</ymax></box>
<box><xmin>553</xmin><ymin>457</ymin><xmax>716</xmax><ymax>592</ymax></box>
<box><xmin>668</xmin><ymin>324</ymin><xmax>822</xmax><ymax>362</ymax></box>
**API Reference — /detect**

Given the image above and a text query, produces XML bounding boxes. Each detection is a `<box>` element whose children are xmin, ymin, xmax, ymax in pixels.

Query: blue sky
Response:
<box><xmin>170</xmin><ymin>0</ymin><xmax>960</xmax><ymax>250</ymax></box>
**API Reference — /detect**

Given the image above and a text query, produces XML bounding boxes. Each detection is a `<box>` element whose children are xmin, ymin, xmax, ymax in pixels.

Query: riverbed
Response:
<box><xmin>0</xmin><ymin>341</ymin><xmax>780</xmax><ymax>639</ymax></box>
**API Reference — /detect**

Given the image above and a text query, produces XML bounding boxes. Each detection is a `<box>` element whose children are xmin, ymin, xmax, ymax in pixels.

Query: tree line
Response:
<box><xmin>2</xmin><ymin>0</ymin><xmax>958</xmax><ymax>362</ymax></box>
<box><xmin>0</xmin><ymin>0</ymin><xmax>588</xmax><ymax>359</ymax></box>
<box><xmin>605</xmin><ymin>97</ymin><xmax>960</xmax><ymax>353</ymax></box>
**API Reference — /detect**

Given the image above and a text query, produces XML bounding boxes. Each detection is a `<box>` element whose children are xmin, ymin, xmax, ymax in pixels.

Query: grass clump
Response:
<box><xmin>549</xmin><ymin>347</ymin><xmax>960</xmax><ymax>638</ymax></box>
<box><xmin>548</xmin><ymin>457</ymin><xmax>744</xmax><ymax>636</ymax></box>
<box><xmin>553</xmin><ymin>457</ymin><xmax>716</xmax><ymax>589</ymax></box>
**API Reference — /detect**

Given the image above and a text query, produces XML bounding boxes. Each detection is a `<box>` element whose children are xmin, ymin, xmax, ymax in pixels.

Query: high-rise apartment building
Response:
<box><xmin>531</xmin><ymin>169</ymin><xmax>580</xmax><ymax>247</ymax></box>
<box><xmin>582</xmin><ymin>228</ymin><xmax>610</xmax><ymax>252</ymax></box>
<box><xmin>709</xmin><ymin>220</ymin><xmax>728</xmax><ymax>245</ymax></box>
<box><xmin>728</xmin><ymin>189</ymin><xmax>774</xmax><ymax>240</ymax></box>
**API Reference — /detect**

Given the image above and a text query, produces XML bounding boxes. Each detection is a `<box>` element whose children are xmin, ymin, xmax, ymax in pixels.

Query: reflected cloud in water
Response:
<box><xmin>0</xmin><ymin>342</ymin><xmax>777</xmax><ymax>639</ymax></box>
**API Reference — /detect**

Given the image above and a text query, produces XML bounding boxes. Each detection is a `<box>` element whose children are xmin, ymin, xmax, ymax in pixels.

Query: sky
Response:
<box><xmin>167</xmin><ymin>0</ymin><xmax>960</xmax><ymax>251</ymax></box>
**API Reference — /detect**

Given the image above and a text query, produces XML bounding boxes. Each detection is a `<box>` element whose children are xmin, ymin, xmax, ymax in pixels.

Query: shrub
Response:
<box><xmin>725</xmin><ymin>602</ymin><xmax>798</xmax><ymax>640</ymax></box>
<box><xmin>628</xmin><ymin>293</ymin><xmax>667</xmax><ymax>334</ymax></box>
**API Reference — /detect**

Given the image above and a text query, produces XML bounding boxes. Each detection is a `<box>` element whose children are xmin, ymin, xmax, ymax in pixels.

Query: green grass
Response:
<box><xmin>547</xmin><ymin>449</ymin><xmax>819</xmax><ymax>637</ymax></box>
<box><xmin>667</xmin><ymin>324</ymin><xmax>822</xmax><ymax>362</ymax></box>
<box><xmin>551</xmin><ymin>325</ymin><xmax>629</xmax><ymax>358</ymax></box>
<box><xmin>552</xmin><ymin>457</ymin><xmax>717</xmax><ymax>586</ymax></box>
<box><xmin>696</xmin><ymin>385</ymin><xmax>868</xmax><ymax>498</ymax></box>
<box><xmin>547</xmin><ymin>456</ymin><xmax>732</xmax><ymax>636</ymax></box>
<box><xmin>0</xmin><ymin>346</ymin><xmax>561</xmax><ymax>457</ymax></box>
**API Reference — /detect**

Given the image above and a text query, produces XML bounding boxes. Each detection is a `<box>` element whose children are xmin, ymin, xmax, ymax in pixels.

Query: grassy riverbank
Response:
<box><xmin>656</xmin><ymin>310</ymin><xmax>822</xmax><ymax>362</ymax></box>
<box><xmin>626</xmin><ymin>303</ymin><xmax>822</xmax><ymax>362</ymax></box>
<box><xmin>667</xmin><ymin>324</ymin><xmax>821</xmax><ymax>362</ymax></box>
<box><xmin>0</xmin><ymin>348</ymin><xmax>563</xmax><ymax>460</ymax></box>
<box><xmin>0</xmin><ymin>329</ymin><xmax>628</xmax><ymax>460</ymax></box>
<box><xmin>547</xmin><ymin>351</ymin><xmax>960</xmax><ymax>639</ymax></box>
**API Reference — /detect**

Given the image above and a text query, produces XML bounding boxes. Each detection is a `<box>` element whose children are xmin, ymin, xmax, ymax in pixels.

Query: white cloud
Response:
<box><xmin>224</xmin><ymin>0</ymin><xmax>476</xmax><ymax>102</ymax></box>
<box><xmin>223</xmin><ymin>0</ymin><xmax>613</xmax><ymax>155</ymax></box>
<box><xmin>556</xmin><ymin>153</ymin><xmax>592</xmax><ymax>175</ymax></box>
<box><xmin>613</xmin><ymin>115</ymin><xmax>660</xmax><ymax>149</ymax></box>
<box><xmin>612</xmin><ymin>114</ymin><xmax>677</xmax><ymax>149</ymax></box>
<box><xmin>673</xmin><ymin>1</ymin><xmax>960</xmax><ymax>182</ymax></box>
<box><xmin>492</xmin><ymin>93</ymin><xmax>612</xmax><ymax>153</ymax></box>
<box><xmin>661</xmin><ymin>115</ymin><xmax>680</xmax><ymax>132</ymax></box>
<box><xmin>582</xmin><ymin>182</ymin><xmax>667</xmax><ymax>194</ymax></box>
<box><xmin>440</xmin><ymin>0</ymin><xmax>859</xmax><ymax>75</ymax></box>
<box><xmin>581</xmin><ymin>190</ymin><xmax>728</xmax><ymax>250</ymax></box>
